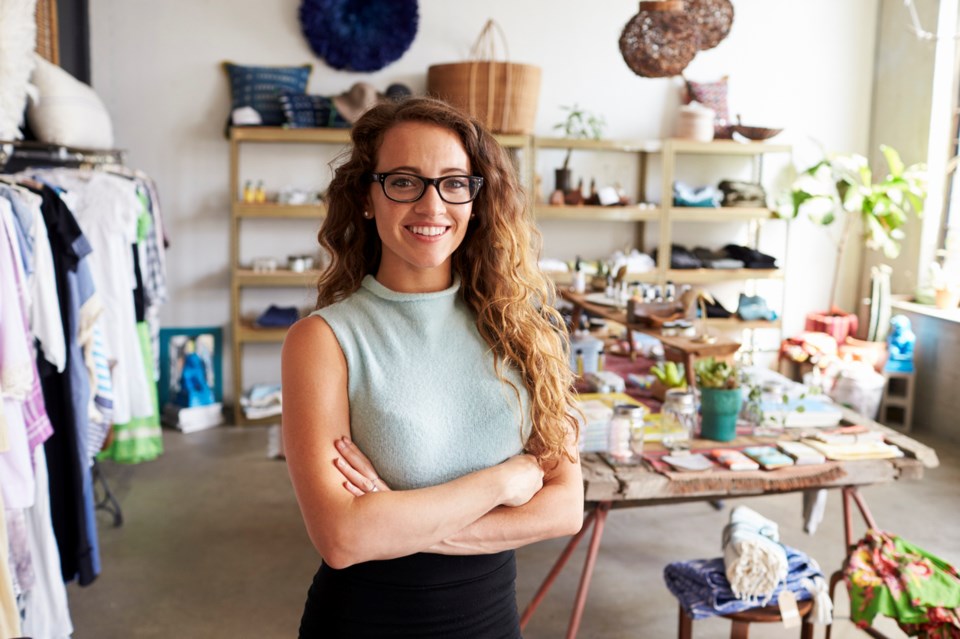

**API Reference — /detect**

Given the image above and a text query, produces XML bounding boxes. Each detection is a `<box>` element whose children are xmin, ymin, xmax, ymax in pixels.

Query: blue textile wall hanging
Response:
<box><xmin>299</xmin><ymin>0</ymin><xmax>419</xmax><ymax>72</ymax></box>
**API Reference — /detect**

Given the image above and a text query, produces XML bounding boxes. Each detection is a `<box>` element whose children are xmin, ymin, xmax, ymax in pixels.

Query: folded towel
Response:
<box><xmin>722</xmin><ymin>506</ymin><xmax>788</xmax><ymax>605</ymax></box>
<box><xmin>664</xmin><ymin>545</ymin><xmax>824</xmax><ymax>620</ymax></box>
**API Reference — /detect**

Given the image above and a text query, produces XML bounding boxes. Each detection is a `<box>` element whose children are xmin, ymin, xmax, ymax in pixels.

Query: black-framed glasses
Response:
<box><xmin>369</xmin><ymin>172</ymin><xmax>484</xmax><ymax>204</ymax></box>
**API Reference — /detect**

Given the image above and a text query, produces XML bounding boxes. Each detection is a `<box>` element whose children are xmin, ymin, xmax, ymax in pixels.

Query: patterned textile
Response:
<box><xmin>85</xmin><ymin>321</ymin><xmax>113</xmax><ymax>462</ymax></box>
<box><xmin>845</xmin><ymin>530</ymin><xmax>960</xmax><ymax>637</ymax></box>
<box><xmin>224</xmin><ymin>62</ymin><xmax>311</xmax><ymax>126</ymax></box>
<box><xmin>1</xmin><ymin>197</ymin><xmax>54</xmax><ymax>452</ymax></box>
<box><xmin>280</xmin><ymin>92</ymin><xmax>350</xmax><ymax>128</ymax></box>
<box><xmin>664</xmin><ymin>545</ymin><xmax>822</xmax><ymax>620</ymax></box>
<box><xmin>683</xmin><ymin>76</ymin><xmax>731</xmax><ymax>138</ymax></box>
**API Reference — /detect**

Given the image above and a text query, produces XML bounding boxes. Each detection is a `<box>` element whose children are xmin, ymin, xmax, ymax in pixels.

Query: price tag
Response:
<box><xmin>778</xmin><ymin>590</ymin><xmax>800</xmax><ymax>629</ymax></box>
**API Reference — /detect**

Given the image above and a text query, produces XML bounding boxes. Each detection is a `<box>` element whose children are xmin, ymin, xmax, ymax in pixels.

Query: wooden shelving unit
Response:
<box><xmin>228</xmin><ymin>128</ymin><xmax>352</xmax><ymax>425</ymax></box>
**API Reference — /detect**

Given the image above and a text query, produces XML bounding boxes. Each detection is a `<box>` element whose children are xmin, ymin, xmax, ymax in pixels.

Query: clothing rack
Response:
<box><xmin>0</xmin><ymin>139</ymin><xmax>126</xmax><ymax>172</ymax></box>
<box><xmin>2</xmin><ymin>145</ymin><xmax>129</xmax><ymax>527</ymax></box>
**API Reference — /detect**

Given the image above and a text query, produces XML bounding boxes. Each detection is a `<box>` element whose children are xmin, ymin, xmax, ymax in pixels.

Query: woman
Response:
<box><xmin>281</xmin><ymin>97</ymin><xmax>583</xmax><ymax>638</ymax></box>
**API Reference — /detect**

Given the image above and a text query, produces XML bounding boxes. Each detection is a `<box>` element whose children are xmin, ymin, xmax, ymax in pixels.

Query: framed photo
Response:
<box><xmin>158</xmin><ymin>326</ymin><xmax>223</xmax><ymax>409</ymax></box>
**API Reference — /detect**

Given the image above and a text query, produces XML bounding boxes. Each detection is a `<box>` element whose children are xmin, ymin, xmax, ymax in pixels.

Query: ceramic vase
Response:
<box><xmin>699</xmin><ymin>387</ymin><xmax>742</xmax><ymax>442</ymax></box>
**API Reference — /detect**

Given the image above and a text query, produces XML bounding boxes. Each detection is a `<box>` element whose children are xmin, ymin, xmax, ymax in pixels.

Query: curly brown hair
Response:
<box><xmin>315</xmin><ymin>97</ymin><xmax>578</xmax><ymax>464</ymax></box>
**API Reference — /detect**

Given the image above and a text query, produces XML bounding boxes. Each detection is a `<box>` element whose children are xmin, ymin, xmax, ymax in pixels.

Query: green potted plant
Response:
<box><xmin>552</xmin><ymin>103</ymin><xmax>606</xmax><ymax>194</ymax></box>
<box><xmin>786</xmin><ymin>145</ymin><xmax>927</xmax><ymax>341</ymax></box>
<box><xmin>650</xmin><ymin>361</ymin><xmax>686</xmax><ymax>401</ymax></box>
<box><xmin>694</xmin><ymin>357</ymin><xmax>741</xmax><ymax>442</ymax></box>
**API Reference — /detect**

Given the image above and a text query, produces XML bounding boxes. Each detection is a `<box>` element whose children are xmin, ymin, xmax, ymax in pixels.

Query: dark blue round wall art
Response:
<box><xmin>299</xmin><ymin>0</ymin><xmax>419</xmax><ymax>72</ymax></box>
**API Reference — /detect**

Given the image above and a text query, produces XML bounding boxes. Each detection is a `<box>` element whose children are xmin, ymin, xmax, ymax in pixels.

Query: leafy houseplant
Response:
<box><xmin>552</xmin><ymin>104</ymin><xmax>606</xmax><ymax>193</ymax></box>
<box><xmin>694</xmin><ymin>357</ymin><xmax>742</xmax><ymax>442</ymax></box>
<box><xmin>787</xmin><ymin>145</ymin><xmax>927</xmax><ymax>315</ymax></box>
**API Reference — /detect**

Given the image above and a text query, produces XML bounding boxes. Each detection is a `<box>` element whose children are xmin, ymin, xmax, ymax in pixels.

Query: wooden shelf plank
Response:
<box><xmin>665</xmin><ymin>139</ymin><xmax>792</xmax><ymax>155</ymax></box>
<box><xmin>236</xmin><ymin>321</ymin><xmax>289</xmax><ymax>343</ymax></box>
<box><xmin>547</xmin><ymin>271</ymin><xmax>660</xmax><ymax>286</ymax></box>
<box><xmin>534</xmin><ymin>137</ymin><xmax>662</xmax><ymax>153</ymax></box>
<box><xmin>704</xmin><ymin>317</ymin><xmax>782</xmax><ymax>330</ymax></box>
<box><xmin>230</xmin><ymin>127</ymin><xmax>352</xmax><ymax>144</ymax></box>
<box><xmin>669</xmin><ymin>207</ymin><xmax>780</xmax><ymax>222</ymax></box>
<box><xmin>666</xmin><ymin>268</ymin><xmax>783</xmax><ymax>283</ymax></box>
<box><xmin>493</xmin><ymin>134</ymin><xmax>532</xmax><ymax>149</ymax></box>
<box><xmin>233</xmin><ymin>202</ymin><xmax>326</xmax><ymax>218</ymax></box>
<box><xmin>535</xmin><ymin>205</ymin><xmax>660</xmax><ymax>222</ymax></box>
<box><xmin>234</xmin><ymin>269</ymin><xmax>320</xmax><ymax>287</ymax></box>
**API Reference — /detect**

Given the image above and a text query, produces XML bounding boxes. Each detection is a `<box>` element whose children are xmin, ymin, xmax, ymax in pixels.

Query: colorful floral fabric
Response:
<box><xmin>845</xmin><ymin>530</ymin><xmax>960</xmax><ymax>638</ymax></box>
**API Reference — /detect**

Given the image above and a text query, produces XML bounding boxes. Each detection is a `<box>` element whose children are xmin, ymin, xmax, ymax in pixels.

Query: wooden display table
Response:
<box><xmin>560</xmin><ymin>289</ymin><xmax>740</xmax><ymax>387</ymax></box>
<box><xmin>520</xmin><ymin>400</ymin><xmax>939</xmax><ymax>638</ymax></box>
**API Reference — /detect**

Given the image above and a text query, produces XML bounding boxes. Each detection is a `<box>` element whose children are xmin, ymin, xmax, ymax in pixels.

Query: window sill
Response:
<box><xmin>891</xmin><ymin>296</ymin><xmax>960</xmax><ymax>324</ymax></box>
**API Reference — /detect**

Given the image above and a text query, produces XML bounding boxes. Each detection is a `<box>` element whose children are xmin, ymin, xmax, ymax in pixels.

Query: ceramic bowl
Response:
<box><xmin>732</xmin><ymin>124</ymin><xmax>784</xmax><ymax>141</ymax></box>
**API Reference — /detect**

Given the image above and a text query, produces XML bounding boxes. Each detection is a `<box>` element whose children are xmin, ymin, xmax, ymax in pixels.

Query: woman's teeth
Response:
<box><xmin>408</xmin><ymin>226</ymin><xmax>447</xmax><ymax>237</ymax></box>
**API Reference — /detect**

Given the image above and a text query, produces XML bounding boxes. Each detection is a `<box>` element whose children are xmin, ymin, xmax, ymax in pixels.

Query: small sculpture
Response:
<box><xmin>175</xmin><ymin>340</ymin><xmax>216</xmax><ymax>408</ymax></box>
<box><xmin>884</xmin><ymin>314</ymin><xmax>916</xmax><ymax>373</ymax></box>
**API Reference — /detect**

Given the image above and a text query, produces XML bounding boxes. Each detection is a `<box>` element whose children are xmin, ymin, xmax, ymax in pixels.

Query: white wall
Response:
<box><xmin>90</xmin><ymin>0</ymin><xmax>882</xmax><ymax>400</ymax></box>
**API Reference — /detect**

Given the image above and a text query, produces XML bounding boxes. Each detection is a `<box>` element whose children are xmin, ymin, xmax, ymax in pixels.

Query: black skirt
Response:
<box><xmin>299</xmin><ymin>551</ymin><xmax>522</xmax><ymax>638</ymax></box>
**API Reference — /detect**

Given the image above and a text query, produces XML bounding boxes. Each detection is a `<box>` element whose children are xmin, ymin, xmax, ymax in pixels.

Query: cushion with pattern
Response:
<box><xmin>224</xmin><ymin>62</ymin><xmax>311</xmax><ymax>126</ymax></box>
<box><xmin>683</xmin><ymin>76</ymin><xmax>731</xmax><ymax>139</ymax></box>
<box><xmin>279</xmin><ymin>93</ymin><xmax>350</xmax><ymax>129</ymax></box>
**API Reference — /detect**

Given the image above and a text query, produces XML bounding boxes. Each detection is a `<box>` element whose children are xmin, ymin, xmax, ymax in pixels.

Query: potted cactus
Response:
<box><xmin>694</xmin><ymin>357</ymin><xmax>741</xmax><ymax>442</ymax></box>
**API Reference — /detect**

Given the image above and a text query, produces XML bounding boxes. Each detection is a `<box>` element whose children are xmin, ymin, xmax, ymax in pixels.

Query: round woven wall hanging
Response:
<box><xmin>686</xmin><ymin>0</ymin><xmax>734</xmax><ymax>50</ymax></box>
<box><xmin>619</xmin><ymin>1</ymin><xmax>698</xmax><ymax>78</ymax></box>
<box><xmin>299</xmin><ymin>0</ymin><xmax>419</xmax><ymax>72</ymax></box>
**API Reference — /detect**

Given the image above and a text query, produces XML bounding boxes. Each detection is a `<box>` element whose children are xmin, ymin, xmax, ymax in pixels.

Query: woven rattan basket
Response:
<box><xmin>34</xmin><ymin>0</ymin><xmax>60</xmax><ymax>64</ymax></box>
<box><xmin>426</xmin><ymin>20</ymin><xmax>540</xmax><ymax>134</ymax></box>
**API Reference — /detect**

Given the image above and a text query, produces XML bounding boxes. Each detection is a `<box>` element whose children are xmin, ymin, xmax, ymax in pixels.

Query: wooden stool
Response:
<box><xmin>678</xmin><ymin>599</ymin><xmax>814</xmax><ymax>638</ymax></box>
<box><xmin>878</xmin><ymin>370</ymin><xmax>915</xmax><ymax>432</ymax></box>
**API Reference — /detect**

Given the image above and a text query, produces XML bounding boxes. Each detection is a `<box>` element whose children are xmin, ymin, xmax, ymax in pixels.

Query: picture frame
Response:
<box><xmin>158</xmin><ymin>326</ymin><xmax>223</xmax><ymax>409</ymax></box>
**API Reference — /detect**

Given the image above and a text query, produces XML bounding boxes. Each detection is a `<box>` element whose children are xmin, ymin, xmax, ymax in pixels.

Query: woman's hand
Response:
<box><xmin>333</xmin><ymin>436</ymin><xmax>391</xmax><ymax>496</ymax></box>
<box><xmin>498</xmin><ymin>454</ymin><xmax>544</xmax><ymax>507</ymax></box>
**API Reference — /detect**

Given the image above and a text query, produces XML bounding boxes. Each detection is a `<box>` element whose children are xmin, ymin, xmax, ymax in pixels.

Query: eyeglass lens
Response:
<box><xmin>379</xmin><ymin>173</ymin><xmax>481</xmax><ymax>204</ymax></box>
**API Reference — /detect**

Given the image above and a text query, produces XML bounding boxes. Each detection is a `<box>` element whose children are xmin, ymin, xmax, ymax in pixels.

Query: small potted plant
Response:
<box><xmin>552</xmin><ymin>104</ymin><xmax>606</xmax><ymax>195</ymax></box>
<box><xmin>650</xmin><ymin>360</ymin><xmax>687</xmax><ymax>401</ymax></box>
<box><xmin>694</xmin><ymin>357</ymin><xmax>741</xmax><ymax>442</ymax></box>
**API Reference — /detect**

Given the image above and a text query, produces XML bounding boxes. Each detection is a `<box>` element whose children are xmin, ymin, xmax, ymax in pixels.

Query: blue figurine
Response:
<box><xmin>885</xmin><ymin>314</ymin><xmax>916</xmax><ymax>373</ymax></box>
<box><xmin>174</xmin><ymin>340</ymin><xmax>216</xmax><ymax>407</ymax></box>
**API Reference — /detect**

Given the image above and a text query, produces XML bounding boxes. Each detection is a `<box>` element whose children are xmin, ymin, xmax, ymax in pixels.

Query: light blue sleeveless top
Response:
<box><xmin>313</xmin><ymin>275</ymin><xmax>531</xmax><ymax>490</ymax></box>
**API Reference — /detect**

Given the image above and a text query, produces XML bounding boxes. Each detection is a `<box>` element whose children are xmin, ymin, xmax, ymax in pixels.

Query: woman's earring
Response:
<box><xmin>363</xmin><ymin>210</ymin><xmax>371</xmax><ymax>219</ymax></box>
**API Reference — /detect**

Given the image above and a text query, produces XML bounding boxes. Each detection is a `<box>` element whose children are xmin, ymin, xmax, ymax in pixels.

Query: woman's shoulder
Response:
<box><xmin>282</xmin><ymin>314</ymin><xmax>339</xmax><ymax>360</ymax></box>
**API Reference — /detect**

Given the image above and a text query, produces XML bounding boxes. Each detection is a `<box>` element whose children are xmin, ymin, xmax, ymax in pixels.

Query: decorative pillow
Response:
<box><xmin>0</xmin><ymin>0</ymin><xmax>36</xmax><ymax>140</ymax></box>
<box><xmin>683</xmin><ymin>75</ymin><xmax>731</xmax><ymax>139</ymax></box>
<box><xmin>279</xmin><ymin>93</ymin><xmax>350</xmax><ymax>129</ymax></box>
<box><xmin>223</xmin><ymin>62</ymin><xmax>312</xmax><ymax>127</ymax></box>
<box><xmin>26</xmin><ymin>55</ymin><xmax>114</xmax><ymax>149</ymax></box>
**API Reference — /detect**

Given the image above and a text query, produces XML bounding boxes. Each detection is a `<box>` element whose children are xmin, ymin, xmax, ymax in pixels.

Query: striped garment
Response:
<box><xmin>85</xmin><ymin>321</ymin><xmax>114</xmax><ymax>463</ymax></box>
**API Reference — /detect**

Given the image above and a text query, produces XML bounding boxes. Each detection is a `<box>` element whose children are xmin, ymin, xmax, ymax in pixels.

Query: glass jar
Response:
<box><xmin>661</xmin><ymin>389</ymin><xmax>697</xmax><ymax>449</ymax></box>
<box><xmin>608</xmin><ymin>404</ymin><xmax>647</xmax><ymax>463</ymax></box>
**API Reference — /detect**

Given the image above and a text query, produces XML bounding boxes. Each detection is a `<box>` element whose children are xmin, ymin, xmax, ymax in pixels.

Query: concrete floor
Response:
<box><xmin>68</xmin><ymin>427</ymin><xmax>960</xmax><ymax>638</ymax></box>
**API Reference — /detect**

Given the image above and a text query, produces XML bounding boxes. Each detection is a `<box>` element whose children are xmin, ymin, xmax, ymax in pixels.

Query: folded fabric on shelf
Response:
<box><xmin>254</xmin><ymin>305</ymin><xmax>299</xmax><ymax>328</ymax></box>
<box><xmin>652</xmin><ymin>244</ymin><xmax>702</xmax><ymax>269</ymax></box>
<box><xmin>718</xmin><ymin>180</ymin><xmax>767</xmax><ymax>208</ymax></box>
<box><xmin>723</xmin><ymin>244</ymin><xmax>778</xmax><ymax>269</ymax></box>
<box><xmin>673</xmin><ymin>181</ymin><xmax>723</xmax><ymax>207</ymax></box>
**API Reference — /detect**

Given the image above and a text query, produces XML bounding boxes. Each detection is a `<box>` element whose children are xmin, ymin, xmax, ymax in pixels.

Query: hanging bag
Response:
<box><xmin>426</xmin><ymin>19</ymin><xmax>541</xmax><ymax>134</ymax></box>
